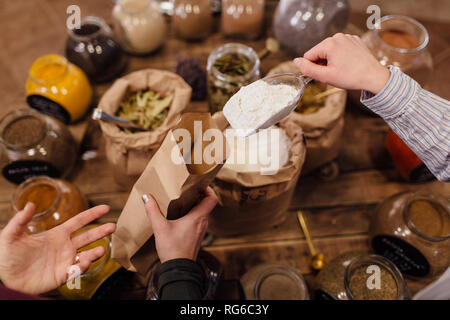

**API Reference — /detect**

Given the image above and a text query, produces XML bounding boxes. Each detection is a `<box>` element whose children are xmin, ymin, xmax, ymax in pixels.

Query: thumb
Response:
<box><xmin>142</xmin><ymin>194</ymin><xmax>166</xmax><ymax>230</ymax></box>
<box><xmin>3</xmin><ymin>202</ymin><xmax>35</xmax><ymax>239</ymax></box>
<box><xmin>293</xmin><ymin>57</ymin><xmax>328</xmax><ymax>83</ymax></box>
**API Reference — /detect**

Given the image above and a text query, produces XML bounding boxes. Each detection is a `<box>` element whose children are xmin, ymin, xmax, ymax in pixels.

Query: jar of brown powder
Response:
<box><xmin>370</xmin><ymin>191</ymin><xmax>450</xmax><ymax>278</ymax></box>
<box><xmin>10</xmin><ymin>176</ymin><xmax>88</xmax><ymax>234</ymax></box>
<box><xmin>221</xmin><ymin>0</ymin><xmax>265</xmax><ymax>39</ymax></box>
<box><xmin>173</xmin><ymin>0</ymin><xmax>213</xmax><ymax>40</ymax></box>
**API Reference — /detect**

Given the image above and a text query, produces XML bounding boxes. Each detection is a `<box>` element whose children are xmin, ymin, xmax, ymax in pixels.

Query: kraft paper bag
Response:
<box><xmin>208</xmin><ymin>112</ymin><xmax>306</xmax><ymax>236</ymax></box>
<box><xmin>112</xmin><ymin>113</ymin><xmax>227</xmax><ymax>274</ymax></box>
<box><xmin>98</xmin><ymin>69</ymin><xmax>192</xmax><ymax>189</ymax></box>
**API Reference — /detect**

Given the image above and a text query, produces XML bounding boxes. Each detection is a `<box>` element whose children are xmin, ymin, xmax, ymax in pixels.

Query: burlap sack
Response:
<box><xmin>112</xmin><ymin>113</ymin><xmax>227</xmax><ymax>275</ymax></box>
<box><xmin>98</xmin><ymin>69</ymin><xmax>192</xmax><ymax>189</ymax></box>
<box><xmin>268</xmin><ymin>61</ymin><xmax>347</xmax><ymax>173</ymax></box>
<box><xmin>208</xmin><ymin>112</ymin><xmax>306</xmax><ymax>237</ymax></box>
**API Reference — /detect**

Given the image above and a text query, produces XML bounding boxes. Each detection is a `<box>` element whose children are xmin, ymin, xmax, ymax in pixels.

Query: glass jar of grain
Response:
<box><xmin>316</xmin><ymin>252</ymin><xmax>409</xmax><ymax>300</ymax></box>
<box><xmin>221</xmin><ymin>0</ymin><xmax>265</xmax><ymax>39</ymax></box>
<box><xmin>0</xmin><ymin>108</ymin><xmax>77</xmax><ymax>184</ymax></box>
<box><xmin>362</xmin><ymin>15</ymin><xmax>433</xmax><ymax>87</ymax></box>
<box><xmin>370</xmin><ymin>191</ymin><xmax>450</xmax><ymax>278</ymax></box>
<box><xmin>173</xmin><ymin>0</ymin><xmax>213</xmax><ymax>40</ymax></box>
<box><xmin>206</xmin><ymin>43</ymin><xmax>260</xmax><ymax>113</ymax></box>
<box><xmin>10</xmin><ymin>176</ymin><xmax>88</xmax><ymax>234</ymax></box>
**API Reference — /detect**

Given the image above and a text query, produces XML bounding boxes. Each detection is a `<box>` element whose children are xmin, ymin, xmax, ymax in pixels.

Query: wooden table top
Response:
<box><xmin>0</xmin><ymin>0</ymin><xmax>449</xmax><ymax>299</ymax></box>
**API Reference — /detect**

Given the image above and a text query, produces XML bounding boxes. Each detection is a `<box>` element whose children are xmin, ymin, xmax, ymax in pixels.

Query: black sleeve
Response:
<box><xmin>156</xmin><ymin>258</ymin><xmax>205</xmax><ymax>300</ymax></box>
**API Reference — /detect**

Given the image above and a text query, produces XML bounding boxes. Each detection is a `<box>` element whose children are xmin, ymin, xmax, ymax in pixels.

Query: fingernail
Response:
<box><xmin>24</xmin><ymin>202</ymin><xmax>34</xmax><ymax>210</ymax></box>
<box><xmin>294</xmin><ymin>58</ymin><xmax>302</xmax><ymax>64</ymax></box>
<box><xmin>142</xmin><ymin>194</ymin><xmax>150</xmax><ymax>204</ymax></box>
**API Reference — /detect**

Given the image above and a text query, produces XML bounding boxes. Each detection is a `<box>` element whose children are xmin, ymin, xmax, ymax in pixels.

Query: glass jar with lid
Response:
<box><xmin>58</xmin><ymin>225</ymin><xmax>122</xmax><ymax>300</ymax></box>
<box><xmin>10</xmin><ymin>176</ymin><xmax>88</xmax><ymax>234</ymax></box>
<box><xmin>173</xmin><ymin>0</ymin><xmax>213</xmax><ymax>40</ymax></box>
<box><xmin>112</xmin><ymin>0</ymin><xmax>168</xmax><ymax>55</ymax></box>
<box><xmin>361</xmin><ymin>15</ymin><xmax>433</xmax><ymax>87</ymax></box>
<box><xmin>0</xmin><ymin>108</ymin><xmax>78</xmax><ymax>184</ymax></box>
<box><xmin>207</xmin><ymin>43</ymin><xmax>260</xmax><ymax>113</ymax></box>
<box><xmin>146</xmin><ymin>250</ymin><xmax>223</xmax><ymax>300</ymax></box>
<box><xmin>240</xmin><ymin>264</ymin><xmax>310</xmax><ymax>300</ymax></box>
<box><xmin>273</xmin><ymin>0</ymin><xmax>350</xmax><ymax>56</ymax></box>
<box><xmin>26</xmin><ymin>54</ymin><xmax>92</xmax><ymax>124</ymax></box>
<box><xmin>221</xmin><ymin>0</ymin><xmax>265</xmax><ymax>39</ymax></box>
<box><xmin>370</xmin><ymin>191</ymin><xmax>450</xmax><ymax>278</ymax></box>
<box><xmin>316</xmin><ymin>252</ymin><xmax>410</xmax><ymax>300</ymax></box>
<box><xmin>65</xmin><ymin>16</ymin><xmax>127</xmax><ymax>84</ymax></box>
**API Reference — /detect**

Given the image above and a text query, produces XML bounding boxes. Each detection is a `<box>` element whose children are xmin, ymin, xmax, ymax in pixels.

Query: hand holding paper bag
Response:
<box><xmin>111</xmin><ymin>113</ymin><xmax>227</xmax><ymax>275</ymax></box>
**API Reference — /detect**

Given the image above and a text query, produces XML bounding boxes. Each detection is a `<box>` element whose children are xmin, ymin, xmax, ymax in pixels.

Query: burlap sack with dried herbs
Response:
<box><xmin>98</xmin><ymin>69</ymin><xmax>192</xmax><ymax>189</ymax></box>
<box><xmin>268</xmin><ymin>61</ymin><xmax>347</xmax><ymax>174</ymax></box>
<box><xmin>208</xmin><ymin>112</ymin><xmax>306</xmax><ymax>237</ymax></box>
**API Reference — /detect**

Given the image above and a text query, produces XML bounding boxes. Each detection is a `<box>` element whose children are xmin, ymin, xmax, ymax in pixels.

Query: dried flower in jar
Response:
<box><xmin>213</xmin><ymin>53</ymin><xmax>252</xmax><ymax>76</ymax></box>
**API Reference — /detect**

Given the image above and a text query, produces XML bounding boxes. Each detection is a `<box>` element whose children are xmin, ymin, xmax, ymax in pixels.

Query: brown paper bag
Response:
<box><xmin>268</xmin><ymin>61</ymin><xmax>347</xmax><ymax>173</ymax></box>
<box><xmin>111</xmin><ymin>113</ymin><xmax>227</xmax><ymax>274</ymax></box>
<box><xmin>98</xmin><ymin>69</ymin><xmax>192</xmax><ymax>189</ymax></box>
<box><xmin>208</xmin><ymin>112</ymin><xmax>306</xmax><ymax>236</ymax></box>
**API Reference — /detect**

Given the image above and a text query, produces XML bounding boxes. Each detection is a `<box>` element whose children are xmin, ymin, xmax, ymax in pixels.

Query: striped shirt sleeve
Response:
<box><xmin>361</xmin><ymin>66</ymin><xmax>450</xmax><ymax>182</ymax></box>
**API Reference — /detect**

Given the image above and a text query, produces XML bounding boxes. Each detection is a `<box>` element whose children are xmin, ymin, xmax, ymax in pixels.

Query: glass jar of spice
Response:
<box><xmin>0</xmin><ymin>109</ymin><xmax>77</xmax><ymax>184</ymax></box>
<box><xmin>241</xmin><ymin>264</ymin><xmax>310</xmax><ymax>300</ymax></box>
<box><xmin>112</xmin><ymin>0</ymin><xmax>168</xmax><ymax>55</ymax></box>
<box><xmin>173</xmin><ymin>0</ymin><xmax>213</xmax><ymax>40</ymax></box>
<box><xmin>361</xmin><ymin>15</ymin><xmax>433</xmax><ymax>87</ymax></box>
<box><xmin>316</xmin><ymin>252</ymin><xmax>409</xmax><ymax>300</ymax></box>
<box><xmin>10</xmin><ymin>176</ymin><xmax>88</xmax><ymax>234</ymax></box>
<box><xmin>26</xmin><ymin>54</ymin><xmax>92</xmax><ymax>124</ymax></box>
<box><xmin>206</xmin><ymin>43</ymin><xmax>260</xmax><ymax>113</ymax></box>
<box><xmin>221</xmin><ymin>0</ymin><xmax>265</xmax><ymax>39</ymax></box>
<box><xmin>65</xmin><ymin>16</ymin><xmax>127</xmax><ymax>84</ymax></box>
<box><xmin>58</xmin><ymin>225</ymin><xmax>122</xmax><ymax>300</ymax></box>
<box><xmin>146</xmin><ymin>251</ymin><xmax>223</xmax><ymax>300</ymax></box>
<box><xmin>370</xmin><ymin>191</ymin><xmax>450</xmax><ymax>278</ymax></box>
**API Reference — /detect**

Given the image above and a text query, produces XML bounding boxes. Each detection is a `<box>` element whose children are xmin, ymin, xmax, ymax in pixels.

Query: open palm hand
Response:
<box><xmin>0</xmin><ymin>203</ymin><xmax>115</xmax><ymax>295</ymax></box>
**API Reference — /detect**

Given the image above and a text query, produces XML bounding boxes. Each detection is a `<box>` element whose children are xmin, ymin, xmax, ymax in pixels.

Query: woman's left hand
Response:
<box><xmin>0</xmin><ymin>203</ymin><xmax>115</xmax><ymax>295</ymax></box>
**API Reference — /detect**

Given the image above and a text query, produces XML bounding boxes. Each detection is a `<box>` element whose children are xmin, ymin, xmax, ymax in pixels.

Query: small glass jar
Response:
<box><xmin>241</xmin><ymin>264</ymin><xmax>309</xmax><ymax>300</ymax></box>
<box><xmin>206</xmin><ymin>43</ymin><xmax>260</xmax><ymax>113</ymax></box>
<box><xmin>10</xmin><ymin>176</ymin><xmax>88</xmax><ymax>234</ymax></box>
<box><xmin>221</xmin><ymin>0</ymin><xmax>265</xmax><ymax>39</ymax></box>
<box><xmin>58</xmin><ymin>225</ymin><xmax>122</xmax><ymax>300</ymax></box>
<box><xmin>146</xmin><ymin>251</ymin><xmax>223</xmax><ymax>300</ymax></box>
<box><xmin>26</xmin><ymin>54</ymin><xmax>92</xmax><ymax>124</ymax></box>
<box><xmin>362</xmin><ymin>15</ymin><xmax>433</xmax><ymax>87</ymax></box>
<box><xmin>370</xmin><ymin>191</ymin><xmax>450</xmax><ymax>278</ymax></box>
<box><xmin>273</xmin><ymin>0</ymin><xmax>350</xmax><ymax>56</ymax></box>
<box><xmin>112</xmin><ymin>0</ymin><xmax>168</xmax><ymax>55</ymax></box>
<box><xmin>173</xmin><ymin>0</ymin><xmax>213</xmax><ymax>40</ymax></box>
<box><xmin>0</xmin><ymin>109</ymin><xmax>77</xmax><ymax>184</ymax></box>
<box><xmin>316</xmin><ymin>252</ymin><xmax>409</xmax><ymax>300</ymax></box>
<box><xmin>65</xmin><ymin>16</ymin><xmax>127</xmax><ymax>83</ymax></box>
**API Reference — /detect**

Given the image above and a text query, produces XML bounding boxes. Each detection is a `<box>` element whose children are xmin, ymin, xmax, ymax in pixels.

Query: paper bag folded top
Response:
<box><xmin>111</xmin><ymin>113</ymin><xmax>227</xmax><ymax>274</ymax></box>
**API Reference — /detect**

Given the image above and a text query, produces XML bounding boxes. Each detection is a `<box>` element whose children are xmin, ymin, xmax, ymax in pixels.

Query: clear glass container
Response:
<box><xmin>206</xmin><ymin>43</ymin><xmax>260</xmax><ymax>113</ymax></box>
<box><xmin>221</xmin><ymin>0</ymin><xmax>265</xmax><ymax>39</ymax></box>
<box><xmin>26</xmin><ymin>55</ymin><xmax>92</xmax><ymax>123</ymax></box>
<box><xmin>146</xmin><ymin>251</ymin><xmax>223</xmax><ymax>300</ymax></box>
<box><xmin>58</xmin><ymin>225</ymin><xmax>122</xmax><ymax>300</ymax></box>
<box><xmin>370</xmin><ymin>191</ymin><xmax>450</xmax><ymax>278</ymax></box>
<box><xmin>0</xmin><ymin>108</ymin><xmax>78</xmax><ymax>184</ymax></box>
<box><xmin>10</xmin><ymin>176</ymin><xmax>88</xmax><ymax>234</ymax></box>
<box><xmin>65</xmin><ymin>16</ymin><xmax>127</xmax><ymax>83</ymax></box>
<box><xmin>273</xmin><ymin>0</ymin><xmax>350</xmax><ymax>56</ymax></box>
<box><xmin>362</xmin><ymin>15</ymin><xmax>433</xmax><ymax>87</ymax></box>
<box><xmin>173</xmin><ymin>0</ymin><xmax>213</xmax><ymax>40</ymax></box>
<box><xmin>316</xmin><ymin>252</ymin><xmax>409</xmax><ymax>300</ymax></box>
<box><xmin>112</xmin><ymin>0</ymin><xmax>168</xmax><ymax>55</ymax></box>
<box><xmin>242</xmin><ymin>264</ymin><xmax>309</xmax><ymax>300</ymax></box>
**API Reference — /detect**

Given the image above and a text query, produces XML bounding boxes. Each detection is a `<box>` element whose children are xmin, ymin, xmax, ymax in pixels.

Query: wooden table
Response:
<box><xmin>0</xmin><ymin>0</ymin><xmax>449</xmax><ymax>299</ymax></box>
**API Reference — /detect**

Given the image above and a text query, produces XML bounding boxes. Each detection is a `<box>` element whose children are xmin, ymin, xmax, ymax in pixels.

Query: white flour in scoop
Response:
<box><xmin>223</xmin><ymin>79</ymin><xmax>298</xmax><ymax>136</ymax></box>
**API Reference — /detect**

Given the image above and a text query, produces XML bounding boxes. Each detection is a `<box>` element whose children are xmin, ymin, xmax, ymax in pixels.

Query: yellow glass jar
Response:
<box><xmin>26</xmin><ymin>54</ymin><xmax>93</xmax><ymax>123</ymax></box>
<box><xmin>58</xmin><ymin>224</ymin><xmax>122</xmax><ymax>300</ymax></box>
